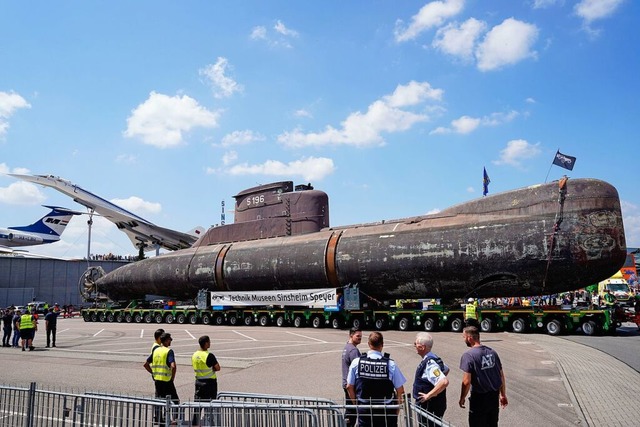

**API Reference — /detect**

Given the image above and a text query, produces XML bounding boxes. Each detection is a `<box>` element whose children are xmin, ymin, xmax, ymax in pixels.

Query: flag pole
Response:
<box><xmin>544</xmin><ymin>149</ymin><xmax>559</xmax><ymax>183</ymax></box>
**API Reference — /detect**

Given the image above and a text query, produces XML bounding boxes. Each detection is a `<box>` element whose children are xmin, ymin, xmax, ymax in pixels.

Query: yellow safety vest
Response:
<box><xmin>465</xmin><ymin>302</ymin><xmax>477</xmax><ymax>320</ymax></box>
<box><xmin>151</xmin><ymin>347</ymin><xmax>172</xmax><ymax>382</ymax></box>
<box><xmin>20</xmin><ymin>314</ymin><xmax>34</xmax><ymax>330</ymax></box>
<box><xmin>192</xmin><ymin>350</ymin><xmax>216</xmax><ymax>380</ymax></box>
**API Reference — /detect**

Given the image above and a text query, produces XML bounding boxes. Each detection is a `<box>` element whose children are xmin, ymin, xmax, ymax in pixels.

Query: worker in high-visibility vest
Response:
<box><xmin>144</xmin><ymin>333</ymin><xmax>179</xmax><ymax>401</ymax></box>
<box><xmin>192</xmin><ymin>335</ymin><xmax>221</xmax><ymax>401</ymax></box>
<box><xmin>17</xmin><ymin>309</ymin><xmax>37</xmax><ymax>351</ymax></box>
<box><xmin>465</xmin><ymin>298</ymin><xmax>479</xmax><ymax>327</ymax></box>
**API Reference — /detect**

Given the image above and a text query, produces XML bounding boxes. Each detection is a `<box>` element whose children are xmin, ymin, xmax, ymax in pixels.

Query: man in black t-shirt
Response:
<box><xmin>459</xmin><ymin>326</ymin><xmax>508</xmax><ymax>427</ymax></box>
<box><xmin>44</xmin><ymin>308</ymin><xmax>59</xmax><ymax>348</ymax></box>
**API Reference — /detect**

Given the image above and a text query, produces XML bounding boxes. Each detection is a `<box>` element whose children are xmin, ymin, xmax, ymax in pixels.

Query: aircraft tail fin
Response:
<box><xmin>9</xmin><ymin>205</ymin><xmax>82</xmax><ymax>242</ymax></box>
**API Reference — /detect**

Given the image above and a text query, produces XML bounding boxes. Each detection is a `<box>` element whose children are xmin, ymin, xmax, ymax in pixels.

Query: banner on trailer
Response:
<box><xmin>210</xmin><ymin>288</ymin><xmax>338</xmax><ymax>308</ymax></box>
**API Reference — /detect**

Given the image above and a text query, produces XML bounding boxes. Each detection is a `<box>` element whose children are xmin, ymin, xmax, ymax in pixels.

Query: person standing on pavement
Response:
<box><xmin>18</xmin><ymin>308</ymin><xmax>37</xmax><ymax>351</ymax></box>
<box><xmin>465</xmin><ymin>298</ymin><xmax>479</xmax><ymax>328</ymax></box>
<box><xmin>459</xmin><ymin>326</ymin><xmax>508</xmax><ymax>427</ymax></box>
<box><xmin>151</xmin><ymin>328</ymin><xmax>165</xmax><ymax>353</ymax></box>
<box><xmin>2</xmin><ymin>308</ymin><xmax>13</xmax><ymax>347</ymax></box>
<box><xmin>413</xmin><ymin>332</ymin><xmax>450</xmax><ymax>426</ymax></box>
<box><xmin>12</xmin><ymin>309</ymin><xmax>21</xmax><ymax>348</ymax></box>
<box><xmin>342</xmin><ymin>327</ymin><xmax>362</xmax><ymax>426</ymax></box>
<box><xmin>144</xmin><ymin>332</ymin><xmax>179</xmax><ymax>424</ymax></box>
<box><xmin>346</xmin><ymin>331</ymin><xmax>406</xmax><ymax>427</ymax></box>
<box><xmin>192</xmin><ymin>335</ymin><xmax>221</xmax><ymax>400</ymax></box>
<box><xmin>44</xmin><ymin>307</ymin><xmax>59</xmax><ymax>348</ymax></box>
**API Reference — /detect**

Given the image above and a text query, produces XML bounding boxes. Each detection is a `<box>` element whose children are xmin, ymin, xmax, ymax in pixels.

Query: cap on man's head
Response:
<box><xmin>468</xmin><ymin>298</ymin><xmax>474</xmax><ymax>303</ymax></box>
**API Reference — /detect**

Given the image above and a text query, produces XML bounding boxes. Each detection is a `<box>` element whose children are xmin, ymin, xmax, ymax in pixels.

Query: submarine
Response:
<box><xmin>87</xmin><ymin>177</ymin><xmax>627</xmax><ymax>301</ymax></box>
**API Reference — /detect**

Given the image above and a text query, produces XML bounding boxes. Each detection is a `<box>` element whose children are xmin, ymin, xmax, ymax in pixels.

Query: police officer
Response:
<box><xmin>346</xmin><ymin>331</ymin><xmax>406</xmax><ymax>427</ymax></box>
<box><xmin>413</xmin><ymin>332</ymin><xmax>450</xmax><ymax>427</ymax></box>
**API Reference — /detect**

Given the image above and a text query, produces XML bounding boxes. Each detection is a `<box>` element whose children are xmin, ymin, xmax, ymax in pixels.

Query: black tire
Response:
<box><xmin>450</xmin><ymin>317</ymin><xmax>464</xmax><ymax>332</ymax></box>
<box><xmin>143</xmin><ymin>313</ymin><xmax>152</xmax><ymax>323</ymax></box>
<box><xmin>164</xmin><ymin>314</ymin><xmax>175</xmax><ymax>324</ymax></box>
<box><xmin>125</xmin><ymin>313</ymin><xmax>133</xmax><ymax>323</ymax></box>
<box><xmin>374</xmin><ymin>317</ymin><xmax>386</xmax><ymax>330</ymax></box>
<box><xmin>423</xmin><ymin>317</ymin><xmax>436</xmax><ymax>332</ymax></box>
<box><xmin>106</xmin><ymin>313</ymin><xmax>115</xmax><ymax>323</ymax></box>
<box><xmin>214</xmin><ymin>315</ymin><xmax>224</xmax><ymax>325</ymax></box>
<box><xmin>175</xmin><ymin>313</ymin><xmax>186</xmax><ymax>324</ymax></box>
<box><xmin>331</xmin><ymin>317</ymin><xmax>342</xmax><ymax>329</ymax></box>
<box><xmin>188</xmin><ymin>313</ymin><xmax>198</xmax><ymax>325</ymax></box>
<box><xmin>259</xmin><ymin>315</ymin><xmax>270</xmax><ymax>326</ymax></box>
<box><xmin>398</xmin><ymin>317</ymin><xmax>411</xmax><ymax>331</ymax></box>
<box><xmin>293</xmin><ymin>316</ymin><xmax>304</xmax><ymax>328</ymax></box>
<box><xmin>480</xmin><ymin>318</ymin><xmax>492</xmax><ymax>333</ymax></box>
<box><xmin>228</xmin><ymin>315</ymin><xmax>238</xmax><ymax>326</ymax></box>
<box><xmin>276</xmin><ymin>315</ymin><xmax>285</xmax><ymax>327</ymax></box>
<box><xmin>115</xmin><ymin>313</ymin><xmax>124</xmax><ymax>323</ymax></box>
<box><xmin>244</xmin><ymin>315</ymin><xmax>253</xmax><ymax>326</ymax></box>
<box><xmin>581</xmin><ymin>320</ymin><xmax>597</xmax><ymax>336</ymax></box>
<box><xmin>154</xmin><ymin>313</ymin><xmax>163</xmax><ymax>324</ymax></box>
<box><xmin>512</xmin><ymin>318</ymin><xmax>527</xmax><ymax>333</ymax></box>
<box><xmin>546</xmin><ymin>319</ymin><xmax>562</xmax><ymax>336</ymax></box>
<box><xmin>82</xmin><ymin>312</ymin><xmax>91</xmax><ymax>322</ymax></box>
<box><xmin>351</xmin><ymin>317</ymin><xmax>362</xmax><ymax>330</ymax></box>
<box><xmin>134</xmin><ymin>313</ymin><xmax>143</xmax><ymax>323</ymax></box>
<box><xmin>311</xmin><ymin>316</ymin><xmax>323</xmax><ymax>328</ymax></box>
<box><xmin>98</xmin><ymin>313</ymin><xmax>106</xmax><ymax>322</ymax></box>
<box><xmin>201</xmin><ymin>313</ymin><xmax>211</xmax><ymax>325</ymax></box>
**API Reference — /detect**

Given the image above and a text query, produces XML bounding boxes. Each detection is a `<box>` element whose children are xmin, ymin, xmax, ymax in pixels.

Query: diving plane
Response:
<box><xmin>9</xmin><ymin>174</ymin><xmax>204</xmax><ymax>252</ymax></box>
<box><xmin>0</xmin><ymin>205</ymin><xmax>81</xmax><ymax>252</ymax></box>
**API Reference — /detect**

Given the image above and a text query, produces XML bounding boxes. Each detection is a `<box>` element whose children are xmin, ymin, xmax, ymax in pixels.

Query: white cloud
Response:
<box><xmin>0</xmin><ymin>91</ymin><xmax>31</xmax><ymax>138</ymax></box>
<box><xmin>250</xmin><ymin>26</ymin><xmax>267</xmax><ymax>40</ymax></box>
<box><xmin>227</xmin><ymin>157</ymin><xmax>335</xmax><ymax>181</ymax></box>
<box><xmin>621</xmin><ymin>200</ymin><xmax>640</xmax><ymax>247</ymax></box>
<box><xmin>111</xmin><ymin>196</ymin><xmax>161</xmax><ymax>215</ymax></box>
<box><xmin>219</xmin><ymin>130</ymin><xmax>266</xmax><ymax>147</ymax></box>
<box><xmin>433</xmin><ymin>18</ymin><xmax>486</xmax><ymax>60</ymax></box>
<box><xmin>574</xmin><ymin>0</ymin><xmax>624</xmax><ymax>24</ymax></box>
<box><xmin>115</xmin><ymin>154</ymin><xmax>137</xmax><ymax>164</ymax></box>
<box><xmin>394</xmin><ymin>0</ymin><xmax>465</xmax><ymax>42</ymax></box>
<box><xmin>222</xmin><ymin>150</ymin><xmax>238</xmax><ymax>166</ymax></box>
<box><xmin>430</xmin><ymin>110</ymin><xmax>518</xmax><ymax>135</ymax></box>
<box><xmin>492</xmin><ymin>139</ymin><xmax>541</xmax><ymax>167</ymax></box>
<box><xmin>0</xmin><ymin>181</ymin><xmax>46</xmax><ymax>205</ymax></box>
<box><xmin>476</xmin><ymin>18</ymin><xmax>539</xmax><ymax>71</ymax></box>
<box><xmin>532</xmin><ymin>0</ymin><xmax>563</xmax><ymax>9</ymax></box>
<box><xmin>124</xmin><ymin>92</ymin><xmax>221</xmax><ymax>148</ymax></box>
<box><xmin>274</xmin><ymin>20</ymin><xmax>299</xmax><ymax>37</ymax></box>
<box><xmin>294</xmin><ymin>109</ymin><xmax>313</xmax><ymax>118</ymax></box>
<box><xmin>278</xmin><ymin>81</ymin><xmax>441</xmax><ymax>148</ymax></box>
<box><xmin>199</xmin><ymin>57</ymin><xmax>244</xmax><ymax>99</ymax></box>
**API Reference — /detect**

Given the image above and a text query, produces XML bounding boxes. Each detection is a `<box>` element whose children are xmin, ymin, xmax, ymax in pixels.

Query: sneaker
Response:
<box><xmin>52</xmin><ymin>344</ymin><xmax>56</xmax><ymax>347</ymax></box>
<box><xmin>22</xmin><ymin>348</ymin><xmax>25</xmax><ymax>351</ymax></box>
<box><xmin>46</xmin><ymin>345</ymin><xmax>50</xmax><ymax>348</ymax></box>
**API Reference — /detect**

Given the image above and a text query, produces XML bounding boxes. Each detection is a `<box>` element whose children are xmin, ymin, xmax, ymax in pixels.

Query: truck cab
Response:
<box><xmin>598</xmin><ymin>273</ymin><xmax>634</xmax><ymax>305</ymax></box>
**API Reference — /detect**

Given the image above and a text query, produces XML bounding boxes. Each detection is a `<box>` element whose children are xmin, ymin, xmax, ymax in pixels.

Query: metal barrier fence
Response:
<box><xmin>0</xmin><ymin>383</ymin><xmax>452</xmax><ymax>427</ymax></box>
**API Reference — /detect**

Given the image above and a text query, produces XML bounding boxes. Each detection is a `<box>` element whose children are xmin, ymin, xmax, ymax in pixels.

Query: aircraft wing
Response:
<box><xmin>9</xmin><ymin>174</ymin><xmax>203</xmax><ymax>252</ymax></box>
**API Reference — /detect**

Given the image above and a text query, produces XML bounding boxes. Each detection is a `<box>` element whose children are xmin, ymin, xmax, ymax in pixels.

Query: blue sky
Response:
<box><xmin>1</xmin><ymin>0</ymin><xmax>638</xmax><ymax>259</ymax></box>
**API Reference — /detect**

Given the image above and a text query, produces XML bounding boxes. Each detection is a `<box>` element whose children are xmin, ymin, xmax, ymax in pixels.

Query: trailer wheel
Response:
<box><xmin>546</xmin><ymin>319</ymin><xmax>562</xmax><ymax>336</ymax></box>
<box><xmin>512</xmin><ymin>318</ymin><xmax>527</xmax><ymax>333</ymax></box>
<box><xmin>134</xmin><ymin>313</ymin><xmax>143</xmax><ymax>323</ymax></box>
<box><xmin>450</xmin><ymin>317</ymin><xmax>464</xmax><ymax>332</ymax></box>
<box><xmin>293</xmin><ymin>316</ymin><xmax>304</xmax><ymax>328</ymax></box>
<box><xmin>398</xmin><ymin>317</ymin><xmax>411</xmax><ymax>331</ymax></box>
<box><xmin>201</xmin><ymin>313</ymin><xmax>211</xmax><ymax>325</ymax></box>
<box><xmin>311</xmin><ymin>316</ymin><xmax>323</xmax><ymax>328</ymax></box>
<box><xmin>244</xmin><ymin>315</ymin><xmax>253</xmax><ymax>326</ymax></box>
<box><xmin>143</xmin><ymin>313</ymin><xmax>153</xmax><ymax>323</ymax></box>
<box><xmin>214</xmin><ymin>315</ymin><xmax>224</xmax><ymax>325</ymax></box>
<box><xmin>374</xmin><ymin>317</ymin><xmax>387</xmax><ymax>330</ymax></box>
<box><xmin>423</xmin><ymin>317</ymin><xmax>437</xmax><ymax>332</ymax></box>
<box><xmin>276</xmin><ymin>315</ymin><xmax>285</xmax><ymax>327</ymax></box>
<box><xmin>188</xmin><ymin>313</ymin><xmax>198</xmax><ymax>325</ymax></box>
<box><xmin>228</xmin><ymin>315</ymin><xmax>238</xmax><ymax>326</ymax></box>
<box><xmin>116</xmin><ymin>313</ymin><xmax>124</xmax><ymax>323</ymax></box>
<box><xmin>351</xmin><ymin>318</ymin><xmax>363</xmax><ymax>330</ymax></box>
<box><xmin>259</xmin><ymin>315</ymin><xmax>270</xmax><ymax>327</ymax></box>
<box><xmin>154</xmin><ymin>313</ymin><xmax>163</xmax><ymax>323</ymax></box>
<box><xmin>164</xmin><ymin>314</ymin><xmax>175</xmax><ymax>324</ymax></box>
<box><xmin>125</xmin><ymin>313</ymin><xmax>133</xmax><ymax>323</ymax></box>
<box><xmin>175</xmin><ymin>313</ymin><xmax>186</xmax><ymax>324</ymax></box>
<box><xmin>106</xmin><ymin>313</ymin><xmax>115</xmax><ymax>323</ymax></box>
<box><xmin>98</xmin><ymin>313</ymin><xmax>106</xmax><ymax>322</ymax></box>
<box><xmin>331</xmin><ymin>317</ymin><xmax>342</xmax><ymax>329</ymax></box>
<box><xmin>480</xmin><ymin>318</ymin><xmax>492</xmax><ymax>333</ymax></box>
<box><xmin>581</xmin><ymin>320</ymin><xmax>597</xmax><ymax>336</ymax></box>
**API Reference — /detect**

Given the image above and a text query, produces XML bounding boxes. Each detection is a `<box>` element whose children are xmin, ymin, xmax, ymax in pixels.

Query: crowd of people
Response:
<box><xmin>1</xmin><ymin>304</ymin><xmax>60</xmax><ymax>350</ymax></box>
<box><xmin>342</xmin><ymin>327</ymin><xmax>507</xmax><ymax>427</ymax></box>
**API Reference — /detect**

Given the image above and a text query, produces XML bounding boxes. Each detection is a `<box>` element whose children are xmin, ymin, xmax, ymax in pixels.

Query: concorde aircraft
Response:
<box><xmin>9</xmin><ymin>174</ymin><xmax>204</xmax><ymax>253</ymax></box>
<box><xmin>0</xmin><ymin>205</ymin><xmax>81</xmax><ymax>253</ymax></box>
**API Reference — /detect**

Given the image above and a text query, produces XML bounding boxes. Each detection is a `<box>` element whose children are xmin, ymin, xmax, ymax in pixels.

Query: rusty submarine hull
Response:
<box><xmin>90</xmin><ymin>178</ymin><xmax>626</xmax><ymax>301</ymax></box>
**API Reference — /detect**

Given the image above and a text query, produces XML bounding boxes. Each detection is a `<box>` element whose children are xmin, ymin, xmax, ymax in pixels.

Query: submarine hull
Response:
<box><xmin>95</xmin><ymin>178</ymin><xmax>626</xmax><ymax>301</ymax></box>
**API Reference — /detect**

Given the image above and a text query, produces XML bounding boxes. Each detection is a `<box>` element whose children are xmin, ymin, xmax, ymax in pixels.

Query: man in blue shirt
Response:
<box><xmin>346</xmin><ymin>331</ymin><xmax>406</xmax><ymax>427</ymax></box>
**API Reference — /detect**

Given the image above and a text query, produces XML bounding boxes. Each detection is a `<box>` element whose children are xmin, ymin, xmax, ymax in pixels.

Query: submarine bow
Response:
<box><xmin>93</xmin><ymin>178</ymin><xmax>626</xmax><ymax>301</ymax></box>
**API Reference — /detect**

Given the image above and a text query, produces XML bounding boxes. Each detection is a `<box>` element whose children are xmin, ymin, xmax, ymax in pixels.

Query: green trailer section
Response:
<box><xmin>81</xmin><ymin>300</ymin><xmax>621</xmax><ymax>336</ymax></box>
